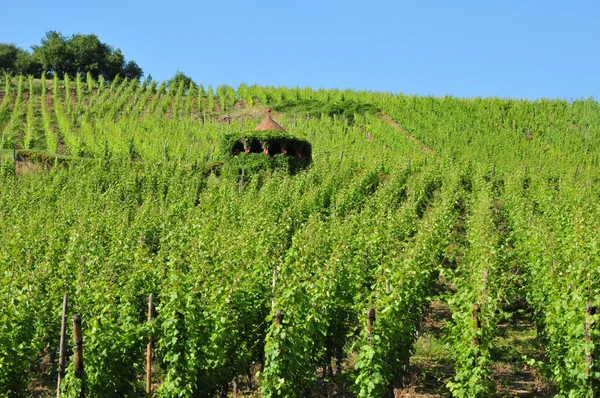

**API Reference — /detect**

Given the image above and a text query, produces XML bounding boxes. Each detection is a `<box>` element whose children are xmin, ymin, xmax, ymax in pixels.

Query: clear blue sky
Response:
<box><xmin>2</xmin><ymin>0</ymin><xmax>598</xmax><ymax>99</ymax></box>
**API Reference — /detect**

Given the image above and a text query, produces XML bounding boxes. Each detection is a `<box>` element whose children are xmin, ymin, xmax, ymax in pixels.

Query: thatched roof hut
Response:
<box><xmin>220</xmin><ymin>109</ymin><xmax>312</xmax><ymax>176</ymax></box>
<box><xmin>223</xmin><ymin>110</ymin><xmax>311</xmax><ymax>159</ymax></box>
<box><xmin>254</xmin><ymin>108</ymin><xmax>286</xmax><ymax>132</ymax></box>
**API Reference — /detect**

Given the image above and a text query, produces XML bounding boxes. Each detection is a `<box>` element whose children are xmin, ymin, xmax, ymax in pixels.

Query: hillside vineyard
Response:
<box><xmin>0</xmin><ymin>73</ymin><xmax>599</xmax><ymax>397</ymax></box>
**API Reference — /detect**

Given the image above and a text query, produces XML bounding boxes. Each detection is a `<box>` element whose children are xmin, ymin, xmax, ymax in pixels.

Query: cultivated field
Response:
<box><xmin>0</xmin><ymin>74</ymin><xmax>599</xmax><ymax>397</ymax></box>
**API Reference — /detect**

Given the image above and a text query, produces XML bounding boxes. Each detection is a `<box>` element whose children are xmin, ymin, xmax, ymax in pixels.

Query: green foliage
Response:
<box><xmin>23</xmin><ymin>75</ymin><xmax>37</xmax><ymax>148</ymax></box>
<box><xmin>220</xmin><ymin>130</ymin><xmax>312</xmax><ymax>178</ymax></box>
<box><xmin>446</xmin><ymin>172</ymin><xmax>505</xmax><ymax>397</ymax></box>
<box><xmin>0</xmin><ymin>81</ymin><xmax>599</xmax><ymax>398</ymax></box>
<box><xmin>272</xmin><ymin>98</ymin><xmax>379</xmax><ymax>123</ymax></box>
<box><xmin>29</xmin><ymin>31</ymin><xmax>143</xmax><ymax>80</ymax></box>
<box><xmin>167</xmin><ymin>70</ymin><xmax>196</xmax><ymax>91</ymax></box>
<box><xmin>0</xmin><ymin>43</ymin><xmax>43</xmax><ymax>75</ymax></box>
<box><xmin>0</xmin><ymin>44</ymin><xmax>20</xmax><ymax>72</ymax></box>
<box><xmin>206</xmin><ymin>84</ymin><xmax>214</xmax><ymax>113</ymax></box>
<box><xmin>1</xmin><ymin>74</ymin><xmax>24</xmax><ymax>148</ymax></box>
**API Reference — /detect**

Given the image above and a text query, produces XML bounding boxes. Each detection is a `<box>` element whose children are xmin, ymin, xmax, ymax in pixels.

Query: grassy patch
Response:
<box><xmin>413</xmin><ymin>334</ymin><xmax>449</xmax><ymax>364</ymax></box>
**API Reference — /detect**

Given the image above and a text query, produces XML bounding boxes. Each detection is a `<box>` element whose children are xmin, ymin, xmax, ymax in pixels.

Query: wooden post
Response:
<box><xmin>367</xmin><ymin>307</ymin><xmax>376</xmax><ymax>345</ymax></box>
<box><xmin>73</xmin><ymin>314</ymin><xmax>84</xmax><ymax>397</ymax></box>
<box><xmin>275</xmin><ymin>309</ymin><xmax>283</xmax><ymax>326</ymax></box>
<box><xmin>56</xmin><ymin>294</ymin><xmax>68</xmax><ymax>397</ymax></box>
<box><xmin>471</xmin><ymin>303</ymin><xmax>481</xmax><ymax>369</ymax></box>
<box><xmin>472</xmin><ymin>303</ymin><xmax>481</xmax><ymax>345</ymax></box>
<box><xmin>146</xmin><ymin>293</ymin><xmax>154</xmax><ymax>395</ymax></box>
<box><xmin>585</xmin><ymin>301</ymin><xmax>597</xmax><ymax>396</ymax></box>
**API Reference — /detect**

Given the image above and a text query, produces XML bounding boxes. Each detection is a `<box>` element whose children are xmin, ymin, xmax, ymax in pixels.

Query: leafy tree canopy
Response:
<box><xmin>168</xmin><ymin>70</ymin><xmax>197</xmax><ymax>90</ymax></box>
<box><xmin>0</xmin><ymin>31</ymin><xmax>143</xmax><ymax>81</ymax></box>
<box><xmin>0</xmin><ymin>43</ymin><xmax>42</xmax><ymax>75</ymax></box>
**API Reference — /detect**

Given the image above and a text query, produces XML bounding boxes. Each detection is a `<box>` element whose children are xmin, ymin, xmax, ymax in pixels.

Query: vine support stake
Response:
<box><xmin>367</xmin><ymin>307</ymin><xmax>376</xmax><ymax>346</ymax></box>
<box><xmin>146</xmin><ymin>293</ymin><xmax>155</xmax><ymax>395</ymax></box>
<box><xmin>73</xmin><ymin>313</ymin><xmax>85</xmax><ymax>397</ymax></box>
<box><xmin>471</xmin><ymin>302</ymin><xmax>482</xmax><ymax>370</ymax></box>
<box><xmin>585</xmin><ymin>301</ymin><xmax>597</xmax><ymax>397</ymax></box>
<box><xmin>471</xmin><ymin>303</ymin><xmax>481</xmax><ymax>346</ymax></box>
<box><xmin>56</xmin><ymin>294</ymin><xmax>68</xmax><ymax>397</ymax></box>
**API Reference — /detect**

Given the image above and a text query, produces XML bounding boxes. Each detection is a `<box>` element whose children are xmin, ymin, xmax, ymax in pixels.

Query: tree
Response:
<box><xmin>168</xmin><ymin>70</ymin><xmax>197</xmax><ymax>91</ymax></box>
<box><xmin>67</xmin><ymin>33</ymin><xmax>109</xmax><ymax>78</ymax></box>
<box><xmin>103</xmin><ymin>48</ymin><xmax>125</xmax><ymax>80</ymax></box>
<box><xmin>123</xmin><ymin>61</ymin><xmax>143</xmax><ymax>81</ymax></box>
<box><xmin>14</xmin><ymin>51</ymin><xmax>43</xmax><ymax>76</ymax></box>
<box><xmin>0</xmin><ymin>44</ymin><xmax>42</xmax><ymax>75</ymax></box>
<box><xmin>31</xmin><ymin>31</ymin><xmax>71</xmax><ymax>77</ymax></box>
<box><xmin>29</xmin><ymin>31</ymin><xmax>143</xmax><ymax>81</ymax></box>
<box><xmin>0</xmin><ymin>44</ymin><xmax>20</xmax><ymax>72</ymax></box>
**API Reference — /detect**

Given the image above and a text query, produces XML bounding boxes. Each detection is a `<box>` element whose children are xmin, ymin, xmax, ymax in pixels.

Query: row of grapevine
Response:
<box><xmin>504</xmin><ymin>171</ymin><xmax>600</xmax><ymax>396</ymax></box>
<box><xmin>353</xmin><ymin>167</ymin><xmax>459</xmax><ymax>397</ymax></box>
<box><xmin>1</xmin><ymin>75</ymin><xmax>24</xmax><ymax>148</ymax></box>
<box><xmin>445</xmin><ymin>171</ymin><xmax>514</xmax><ymax>397</ymax></box>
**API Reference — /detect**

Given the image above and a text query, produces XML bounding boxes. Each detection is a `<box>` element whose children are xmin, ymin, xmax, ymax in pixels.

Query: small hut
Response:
<box><xmin>227</xmin><ymin>109</ymin><xmax>311</xmax><ymax>159</ymax></box>
<box><xmin>221</xmin><ymin>109</ymin><xmax>312</xmax><ymax>176</ymax></box>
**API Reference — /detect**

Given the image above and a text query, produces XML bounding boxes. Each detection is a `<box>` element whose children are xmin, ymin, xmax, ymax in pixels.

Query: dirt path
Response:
<box><xmin>396</xmin><ymin>300</ymin><xmax>453</xmax><ymax>397</ymax></box>
<box><xmin>380</xmin><ymin>112</ymin><xmax>434</xmax><ymax>153</ymax></box>
<box><xmin>489</xmin><ymin>315</ymin><xmax>556</xmax><ymax>397</ymax></box>
<box><xmin>398</xmin><ymin>303</ymin><xmax>554</xmax><ymax>398</ymax></box>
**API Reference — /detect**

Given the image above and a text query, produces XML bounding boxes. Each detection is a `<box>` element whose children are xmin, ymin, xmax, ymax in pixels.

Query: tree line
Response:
<box><xmin>0</xmin><ymin>31</ymin><xmax>143</xmax><ymax>81</ymax></box>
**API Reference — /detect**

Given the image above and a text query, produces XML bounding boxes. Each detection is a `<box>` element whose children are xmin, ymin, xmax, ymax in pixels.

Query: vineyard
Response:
<box><xmin>0</xmin><ymin>72</ymin><xmax>599</xmax><ymax>397</ymax></box>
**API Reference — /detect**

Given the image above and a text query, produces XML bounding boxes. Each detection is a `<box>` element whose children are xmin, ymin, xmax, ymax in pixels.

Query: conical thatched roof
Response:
<box><xmin>254</xmin><ymin>109</ymin><xmax>286</xmax><ymax>132</ymax></box>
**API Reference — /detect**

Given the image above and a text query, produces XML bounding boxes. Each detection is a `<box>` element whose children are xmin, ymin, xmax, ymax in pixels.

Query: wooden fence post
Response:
<box><xmin>146</xmin><ymin>293</ymin><xmax>154</xmax><ymax>395</ymax></box>
<box><xmin>73</xmin><ymin>313</ymin><xmax>85</xmax><ymax>397</ymax></box>
<box><xmin>367</xmin><ymin>307</ymin><xmax>376</xmax><ymax>346</ymax></box>
<box><xmin>586</xmin><ymin>301</ymin><xmax>597</xmax><ymax>397</ymax></box>
<box><xmin>56</xmin><ymin>294</ymin><xmax>68</xmax><ymax>397</ymax></box>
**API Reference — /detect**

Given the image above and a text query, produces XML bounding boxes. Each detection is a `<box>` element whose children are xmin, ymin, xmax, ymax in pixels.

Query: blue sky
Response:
<box><xmin>2</xmin><ymin>1</ymin><xmax>598</xmax><ymax>99</ymax></box>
